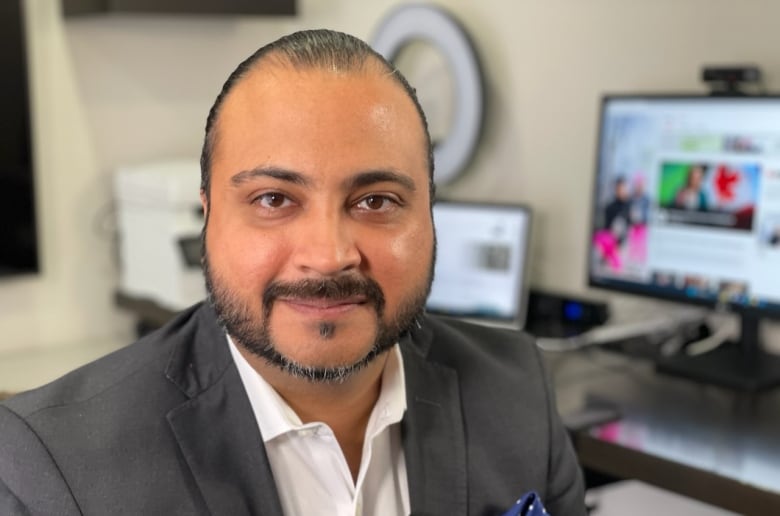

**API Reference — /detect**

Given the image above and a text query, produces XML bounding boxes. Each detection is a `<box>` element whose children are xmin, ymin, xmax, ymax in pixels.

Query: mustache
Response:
<box><xmin>262</xmin><ymin>276</ymin><xmax>386</xmax><ymax>317</ymax></box>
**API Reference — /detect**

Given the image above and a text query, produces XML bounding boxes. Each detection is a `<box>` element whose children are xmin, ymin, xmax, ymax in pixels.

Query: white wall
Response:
<box><xmin>2</xmin><ymin>0</ymin><xmax>779</xmax><ymax>353</ymax></box>
<box><xmin>0</xmin><ymin>0</ymin><xmax>134</xmax><ymax>353</ymax></box>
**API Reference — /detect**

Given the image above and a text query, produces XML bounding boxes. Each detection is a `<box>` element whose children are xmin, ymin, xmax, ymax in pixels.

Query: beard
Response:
<box><xmin>202</xmin><ymin>246</ymin><xmax>432</xmax><ymax>384</ymax></box>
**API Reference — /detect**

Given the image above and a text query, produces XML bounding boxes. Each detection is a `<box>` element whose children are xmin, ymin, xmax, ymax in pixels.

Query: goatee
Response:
<box><xmin>202</xmin><ymin>250</ymin><xmax>429</xmax><ymax>383</ymax></box>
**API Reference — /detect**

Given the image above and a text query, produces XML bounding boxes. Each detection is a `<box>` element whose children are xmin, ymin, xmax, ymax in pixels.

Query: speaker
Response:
<box><xmin>525</xmin><ymin>289</ymin><xmax>609</xmax><ymax>337</ymax></box>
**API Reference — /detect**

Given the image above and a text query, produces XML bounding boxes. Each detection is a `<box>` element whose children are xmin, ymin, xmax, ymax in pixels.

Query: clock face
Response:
<box><xmin>371</xmin><ymin>4</ymin><xmax>484</xmax><ymax>186</ymax></box>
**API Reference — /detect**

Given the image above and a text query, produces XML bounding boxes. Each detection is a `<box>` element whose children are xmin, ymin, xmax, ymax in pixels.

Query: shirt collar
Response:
<box><xmin>366</xmin><ymin>342</ymin><xmax>406</xmax><ymax>439</ymax></box>
<box><xmin>227</xmin><ymin>335</ymin><xmax>407</xmax><ymax>443</ymax></box>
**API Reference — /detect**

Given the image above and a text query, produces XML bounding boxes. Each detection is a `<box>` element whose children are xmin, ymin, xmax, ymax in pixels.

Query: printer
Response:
<box><xmin>114</xmin><ymin>160</ymin><xmax>206</xmax><ymax>310</ymax></box>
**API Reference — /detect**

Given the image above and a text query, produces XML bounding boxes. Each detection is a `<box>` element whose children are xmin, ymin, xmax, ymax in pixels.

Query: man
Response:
<box><xmin>603</xmin><ymin>176</ymin><xmax>631</xmax><ymax>244</ymax></box>
<box><xmin>0</xmin><ymin>30</ymin><xmax>585</xmax><ymax>515</ymax></box>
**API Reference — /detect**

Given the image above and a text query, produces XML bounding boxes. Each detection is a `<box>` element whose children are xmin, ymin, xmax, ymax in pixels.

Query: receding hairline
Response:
<box><xmin>225</xmin><ymin>46</ymin><xmax>404</xmax><ymax>102</ymax></box>
<box><xmin>256</xmin><ymin>42</ymin><xmax>393</xmax><ymax>74</ymax></box>
<box><xmin>208</xmin><ymin>50</ymin><xmax>425</xmax><ymax>164</ymax></box>
<box><xmin>229</xmin><ymin>50</ymin><xmax>404</xmax><ymax>106</ymax></box>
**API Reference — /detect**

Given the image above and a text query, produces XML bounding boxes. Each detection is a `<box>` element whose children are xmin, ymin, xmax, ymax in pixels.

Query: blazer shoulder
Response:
<box><xmin>0</xmin><ymin>405</ymin><xmax>81</xmax><ymax>515</ymax></box>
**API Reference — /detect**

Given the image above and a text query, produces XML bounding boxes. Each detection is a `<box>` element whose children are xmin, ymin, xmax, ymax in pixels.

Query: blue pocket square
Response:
<box><xmin>501</xmin><ymin>491</ymin><xmax>548</xmax><ymax>516</ymax></box>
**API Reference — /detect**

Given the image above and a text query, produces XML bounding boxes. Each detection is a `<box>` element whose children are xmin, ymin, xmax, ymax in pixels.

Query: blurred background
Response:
<box><xmin>4</xmin><ymin>1</ymin><xmax>780</xmax><ymax>513</ymax></box>
<box><xmin>5</xmin><ymin>0</ymin><xmax>779</xmax><ymax>358</ymax></box>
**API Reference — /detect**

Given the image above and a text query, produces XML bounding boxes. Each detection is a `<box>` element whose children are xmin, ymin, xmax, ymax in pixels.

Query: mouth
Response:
<box><xmin>278</xmin><ymin>296</ymin><xmax>369</xmax><ymax>317</ymax></box>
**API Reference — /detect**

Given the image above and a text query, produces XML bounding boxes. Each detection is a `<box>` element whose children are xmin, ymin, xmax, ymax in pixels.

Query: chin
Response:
<box><xmin>272</xmin><ymin>322</ymin><xmax>379</xmax><ymax>366</ymax></box>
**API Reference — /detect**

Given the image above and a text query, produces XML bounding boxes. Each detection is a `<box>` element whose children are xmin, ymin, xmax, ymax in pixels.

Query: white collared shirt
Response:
<box><xmin>227</xmin><ymin>336</ymin><xmax>410</xmax><ymax>516</ymax></box>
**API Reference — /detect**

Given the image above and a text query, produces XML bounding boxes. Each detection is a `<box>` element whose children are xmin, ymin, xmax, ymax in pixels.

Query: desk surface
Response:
<box><xmin>548</xmin><ymin>348</ymin><xmax>780</xmax><ymax>513</ymax></box>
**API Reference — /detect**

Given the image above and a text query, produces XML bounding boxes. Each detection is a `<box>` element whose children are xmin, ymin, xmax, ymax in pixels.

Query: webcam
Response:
<box><xmin>702</xmin><ymin>65</ymin><xmax>762</xmax><ymax>95</ymax></box>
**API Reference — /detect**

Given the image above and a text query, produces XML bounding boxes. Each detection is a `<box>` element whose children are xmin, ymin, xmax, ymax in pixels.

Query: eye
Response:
<box><xmin>254</xmin><ymin>192</ymin><xmax>293</xmax><ymax>209</ymax></box>
<box><xmin>356</xmin><ymin>194</ymin><xmax>398</xmax><ymax>211</ymax></box>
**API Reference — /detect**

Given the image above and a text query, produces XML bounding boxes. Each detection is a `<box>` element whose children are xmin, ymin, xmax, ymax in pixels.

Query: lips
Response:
<box><xmin>279</xmin><ymin>296</ymin><xmax>368</xmax><ymax>316</ymax></box>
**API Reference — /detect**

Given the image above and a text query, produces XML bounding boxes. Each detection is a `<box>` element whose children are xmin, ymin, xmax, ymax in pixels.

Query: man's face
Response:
<box><xmin>616</xmin><ymin>181</ymin><xmax>628</xmax><ymax>201</ymax></box>
<box><xmin>202</xmin><ymin>63</ymin><xmax>434</xmax><ymax>382</ymax></box>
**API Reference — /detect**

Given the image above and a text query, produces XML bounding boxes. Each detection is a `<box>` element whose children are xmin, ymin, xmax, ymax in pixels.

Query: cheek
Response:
<box><xmin>207</xmin><ymin>222</ymin><xmax>285</xmax><ymax>294</ymax></box>
<box><xmin>369</xmin><ymin>221</ymin><xmax>434</xmax><ymax>302</ymax></box>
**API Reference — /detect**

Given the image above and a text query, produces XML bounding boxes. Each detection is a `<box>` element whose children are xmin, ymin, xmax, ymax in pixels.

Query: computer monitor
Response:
<box><xmin>0</xmin><ymin>0</ymin><xmax>38</xmax><ymax>277</ymax></box>
<box><xmin>588</xmin><ymin>94</ymin><xmax>780</xmax><ymax>391</ymax></box>
<box><xmin>427</xmin><ymin>200</ymin><xmax>532</xmax><ymax>329</ymax></box>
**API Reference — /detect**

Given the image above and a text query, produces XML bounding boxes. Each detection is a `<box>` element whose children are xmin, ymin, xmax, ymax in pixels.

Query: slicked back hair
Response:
<box><xmin>199</xmin><ymin>29</ymin><xmax>434</xmax><ymax>201</ymax></box>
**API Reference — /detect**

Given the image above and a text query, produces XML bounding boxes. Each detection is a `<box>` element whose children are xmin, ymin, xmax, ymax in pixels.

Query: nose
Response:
<box><xmin>292</xmin><ymin>208</ymin><xmax>362</xmax><ymax>276</ymax></box>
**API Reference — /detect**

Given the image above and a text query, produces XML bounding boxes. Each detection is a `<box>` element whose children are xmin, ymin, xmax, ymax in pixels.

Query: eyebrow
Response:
<box><xmin>343</xmin><ymin>170</ymin><xmax>417</xmax><ymax>192</ymax></box>
<box><xmin>230</xmin><ymin>167</ymin><xmax>417</xmax><ymax>192</ymax></box>
<box><xmin>230</xmin><ymin>167</ymin><xmax>313</xmax><ymax>188</ymax></box>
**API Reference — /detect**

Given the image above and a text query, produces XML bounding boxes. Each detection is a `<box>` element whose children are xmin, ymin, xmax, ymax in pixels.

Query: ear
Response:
<box><xmin>200</xmin><ymin>189</ymin><xmax>209</xmax><ymax>219</ymax></box>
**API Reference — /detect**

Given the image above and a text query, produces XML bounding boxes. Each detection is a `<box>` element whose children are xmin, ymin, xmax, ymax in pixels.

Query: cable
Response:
<box><xmin>536</xmin><ymin>309</ymin><xmax>706</xmax><ymax>353</ymax></box>
<box><xmin>683</xmin><ymin>313</ymin><xmax>736</xmax><ymax>356</ymax></box>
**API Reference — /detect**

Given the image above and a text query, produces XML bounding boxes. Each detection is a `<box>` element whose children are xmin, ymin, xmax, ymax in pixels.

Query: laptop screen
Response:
<box><xmin>426</xmin><ymin>200</ymin><xmax>532</xmax><ymax>328</ymax></box>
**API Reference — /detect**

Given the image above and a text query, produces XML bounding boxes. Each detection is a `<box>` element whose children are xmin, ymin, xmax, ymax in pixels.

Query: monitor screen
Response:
<box><xmin>588</xmin><ymin>95</ymin><xmax>780</xmax><ymax>317</ymax></box>
<box><xmin>427</xmin><ymin>200</ymin><xmax>531</xmax><ymax>327</ymax></box>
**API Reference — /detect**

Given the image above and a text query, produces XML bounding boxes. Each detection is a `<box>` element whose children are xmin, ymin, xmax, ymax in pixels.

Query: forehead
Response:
<box><xmin>210</xmin><ymin>62</ymin><xmax>428</xmax><ymax>179</ymax></box>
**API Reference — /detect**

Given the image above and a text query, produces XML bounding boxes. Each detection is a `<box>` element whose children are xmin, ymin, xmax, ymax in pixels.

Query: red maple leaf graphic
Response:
<box><xmin>714</xmin><ymin>165</ymin><xmax>739</xmax><ymax>201</ymax></box>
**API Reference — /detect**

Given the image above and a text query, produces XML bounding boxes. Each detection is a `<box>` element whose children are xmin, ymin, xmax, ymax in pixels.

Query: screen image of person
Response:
<box><xmin>0</xmin><ymin>30</ymin><xmax>584</xmax><ymax>515</ymax></box>
<box><xmin>672</xmin><ymin>163</ymin><xmax>709</xmax><ymax>211</ymax></box>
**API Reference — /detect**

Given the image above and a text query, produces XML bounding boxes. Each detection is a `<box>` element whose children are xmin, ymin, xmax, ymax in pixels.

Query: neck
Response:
<box><xmin>240</xmin><ymin>348</ymin><xmax>391</xmax><ymax>481</ymax></box>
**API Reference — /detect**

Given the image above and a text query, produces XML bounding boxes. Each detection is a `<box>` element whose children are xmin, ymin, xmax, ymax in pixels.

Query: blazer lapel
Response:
<box><xmin>401</xmin><ymin>322</ymin><xmax>468</xmax><ymax>516</ymax></box>
<box><xmin>161</xmin><ymin>305</ymin><xmax>468</xmax><ymax>515</ymax></box>
<box><xmin>167</xmin><ymin>367</ymin><xmax>284</xmax><ymax>516</ymax></box>
<box><xmin>164</xmin><ymin>304</ymin><xmax>285</xmax><ymax>516</ymax></box>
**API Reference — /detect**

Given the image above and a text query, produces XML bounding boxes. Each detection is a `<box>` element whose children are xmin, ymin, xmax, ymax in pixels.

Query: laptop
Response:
<box><xmin>426</xmin><ymin>200</ymin><xmax>533</xmax><ymax>329</ymax></box>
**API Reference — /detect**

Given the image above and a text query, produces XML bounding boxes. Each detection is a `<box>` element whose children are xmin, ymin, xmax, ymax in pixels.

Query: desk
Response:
<box><xmin>548</xmin><ymin>348</ymin><xmax>780</xmax><ymax>514</ymax></box>
<box><xmin>115</xmin><ymin>291</ymin><xmax>179</xmax><ymax>336</ymax></box>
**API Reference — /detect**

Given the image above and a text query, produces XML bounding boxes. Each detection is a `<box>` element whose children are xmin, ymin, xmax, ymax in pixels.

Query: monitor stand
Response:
<box><xmin>655</xmin><ymin>313</ymin><xmax>780</xmax><ymax>393</ymax></box>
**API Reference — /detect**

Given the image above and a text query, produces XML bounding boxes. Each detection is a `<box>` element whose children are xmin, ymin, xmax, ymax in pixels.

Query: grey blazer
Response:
<box><xmin>0</xmin><ymin>303</ymin><xmax>585</xmax><ymax>515</ymax></box>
